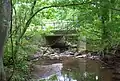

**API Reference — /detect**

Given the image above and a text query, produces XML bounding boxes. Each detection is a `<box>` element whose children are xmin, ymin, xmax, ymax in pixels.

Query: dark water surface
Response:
<box><xmin>30</xmin><ymin>56</ymin><xmax>113</xmax><ymax>81</ymax></box>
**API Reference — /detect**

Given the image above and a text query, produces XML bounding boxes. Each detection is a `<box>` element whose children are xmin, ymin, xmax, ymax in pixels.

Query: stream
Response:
<box><xmin>30</xmin><ymin>55</ymin><xmax>115</xmax><ymax>81</ymax></box>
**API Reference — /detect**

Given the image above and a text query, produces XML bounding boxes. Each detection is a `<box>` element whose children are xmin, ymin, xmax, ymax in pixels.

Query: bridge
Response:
<box><xmin>42</xmin><ymin>20</ymin><xmax>86</xmax><ymax>51</ymax></box>
<box><xmin>44</xmin><ymin>20</ymin><xmax>78</xmax><ymax>42</ymax></box>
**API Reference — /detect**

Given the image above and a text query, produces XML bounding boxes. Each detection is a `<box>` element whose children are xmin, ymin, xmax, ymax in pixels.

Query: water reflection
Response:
<box><xmin>31</xmin><ymin>57</ymin><xmax>113</xmax><ymax>81</ymax></box>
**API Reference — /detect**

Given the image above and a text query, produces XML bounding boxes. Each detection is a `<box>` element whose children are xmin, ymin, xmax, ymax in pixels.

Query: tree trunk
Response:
<box><xmin>0</xmin><ymin>51</ymin><xmax>6</xmax><ymax>81</ymax></box>
<box><xmin>0</xmin><ymin>0</ymin><xmax>11</xmax><ymax>81</ymax></box>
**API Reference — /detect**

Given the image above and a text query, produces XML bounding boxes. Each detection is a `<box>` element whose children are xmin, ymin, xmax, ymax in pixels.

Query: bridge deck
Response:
<box><xmin>46</xmin><ymin>29</ymin><xmax>78</xmax><ymax>36</ymax></box>
<box><xmin>51</xmin><ymin>29</ymin><xmax>78</xmax><ymax>34</ymax></box>
<box><xmin>46</xmin><ymin>34</ymin><xmax>77</xmax><ymax>36</ymax></box>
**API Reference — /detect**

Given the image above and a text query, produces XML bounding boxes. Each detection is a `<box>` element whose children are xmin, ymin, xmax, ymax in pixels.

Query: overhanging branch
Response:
<box><xmin>26</xmin><ymin>2</ymin><xmax>120</xmax><ymax>29</ymax></box>
<box><xmin>19</xmin><ymin>1</ymin><xmax>120</xmax><ymax>41</ymax></box>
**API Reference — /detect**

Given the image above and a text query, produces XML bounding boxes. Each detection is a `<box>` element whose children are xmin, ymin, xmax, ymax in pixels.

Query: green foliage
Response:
<box><xmin>3</xmin><ymin>0</ymin><xmax>120</xmax><ymax>80</ymax></box>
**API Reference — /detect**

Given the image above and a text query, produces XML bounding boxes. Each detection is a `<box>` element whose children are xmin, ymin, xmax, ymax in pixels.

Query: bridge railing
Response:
<box><xmin>43</xmin><ymin>20</ymin><xmax>80</xmax><ymax>30</ymax></box>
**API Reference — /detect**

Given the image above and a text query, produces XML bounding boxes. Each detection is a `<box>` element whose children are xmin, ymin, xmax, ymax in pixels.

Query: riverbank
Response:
<box><xmin>28</xmin><ymin>46</ymin><xmax>120</xmax><ymax>81</ymax></box>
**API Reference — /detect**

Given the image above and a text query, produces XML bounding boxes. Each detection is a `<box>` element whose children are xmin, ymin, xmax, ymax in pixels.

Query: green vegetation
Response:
<box><xmin>0</xmin><ymin>0</ymin><xmax>120</xmax><ymax>81</ymax></box>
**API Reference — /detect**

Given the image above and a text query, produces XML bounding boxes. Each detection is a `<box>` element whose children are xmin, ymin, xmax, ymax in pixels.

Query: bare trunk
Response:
<box><xmin>0</xmin><ymin>52</ymin><xmax>6</xmax><ymax>81</ymax></box>
<box><xmin>0</xmin><ymin>0</ymin><xmax>11</xmax><ymax>81</ymax></box>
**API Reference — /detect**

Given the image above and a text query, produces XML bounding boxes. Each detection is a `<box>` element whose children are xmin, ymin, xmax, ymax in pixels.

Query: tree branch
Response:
<box><xmin>19</xmin><ymin>2</ymin><xmax>90</xmax><ymax>40</ymax></box>
<box><xmin>19</xmin><ymin>1</ymin><xmax>120</xmax><ymax>41</ymax></box>
<box><xmin>30</xmin><ymin>0</ymin><xmax>37</xmax><ymax>15</ymax></box>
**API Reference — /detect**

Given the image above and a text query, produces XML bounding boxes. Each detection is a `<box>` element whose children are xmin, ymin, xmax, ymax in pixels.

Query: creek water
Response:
<box><xmin>30</xmin><ymin>56</ymin><xmax>113</xmax><ymax>81</ymax></box>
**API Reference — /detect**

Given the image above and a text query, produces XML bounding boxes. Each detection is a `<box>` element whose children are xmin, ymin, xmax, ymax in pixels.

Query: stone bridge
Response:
<box><xmin>43</xmin><ymin>20</ymin><xmax>86</xmax><ymax>51</ymax></box>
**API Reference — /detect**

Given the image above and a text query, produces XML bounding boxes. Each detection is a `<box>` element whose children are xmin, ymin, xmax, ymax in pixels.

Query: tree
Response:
<box><xmin>2</xmin><ymin>0</ymin><xmax>120</xmax><ymax>80</ymax></box>
<box><xmin>0</xmin><ymin>0</ymin><xmax>11</xmax><ymax>81</ymax></box>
